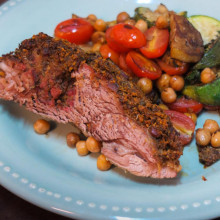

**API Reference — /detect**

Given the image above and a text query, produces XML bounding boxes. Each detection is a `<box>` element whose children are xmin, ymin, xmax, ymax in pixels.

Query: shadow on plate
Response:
<box><xmin>0</xmin><ymin>100</ymin><xmax>79</xmax><ymax>136</ymax></box>
<box><xmin>111</xmin><ymin>165</ymin><xmax>182</xmax><ymax>186</ymax></box>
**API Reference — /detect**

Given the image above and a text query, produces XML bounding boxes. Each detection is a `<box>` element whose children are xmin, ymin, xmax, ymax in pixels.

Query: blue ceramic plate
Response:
<box><xmin>0</xmin><ymin>0</ymin><xmax>220</xmax><ymax>219</ymax></box>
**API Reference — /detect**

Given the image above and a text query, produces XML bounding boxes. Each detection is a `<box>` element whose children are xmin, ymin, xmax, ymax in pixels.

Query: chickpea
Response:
<box><xmin>203</xmin><ymin>119</ymin><xmax>219</xmax><ymax>134</ymax></box>
<box><xmin>196</xmin><ymin>128</ymin><xmax>211</xmax><ymax>146</ymax></box>
<box><xmin>91</xmin><ymin>31</ymin><xmax>106</xmax><ymax>44</ymax></box>
<box><xmin>106</xmin><ymin>20</ymin><xmax>117</xmax><ymax>28</ymax></box>
<box><xmin>156</xmin><ymin>4</ymin><xmax>168</xmax><ymax>14</ymax></box>
<box><xmin>169</xmin><ymin>75</ymin><xmax>185</xmax><ymax>91</ymax></box>
<box><xmin>86</xmin><ymin>136</ymin><xmax>102</xmax><ymax>153</ymax></box>
<box><xmin>76</xmin><ymin>141</ymin><xmax>89</xmax><ymax>156</ymax></box>
<box><xmin>87</xmin><ymin>14</ymin><xmax>97</xmax><ymax>22</ymax></box>
<box><xmin>211</xmin><ymin>131</ymin><xmax>220</xmax><ymax>148</ymax></box>
<box><xmin>161</xmin><ymin>87</ymin><xmax>177</xmax><ymax>103</ymax></box>
<box><xmin>156</xmin><ymin>15</ymin><xmax>169</xmax><ymax>29</ymax></box>
<box><xmin>200</xmin><ymin>68</ymin><xmax>216</xmax><ymax>84</ymax></box>
<box><xmin>137</xmin><ymin>77</ymin><xmax>153</xmax><ymax>94</ymax></box>
<box><xmin>97</xmin><ymin>154</ymin><xmax>112</xmax><ymax>171</ymax></box>
<box><xmin>124</xmin><ymin>19</ymin><xmax>136</xmax><ymax>26</ymax></box>
<box><xmin>135</xmin><ymin>19</ymin><xmax>148</xmax><ymax>33</ymax></box>
<box><xmin>158</xmin><ymin>103</ymin><xmax>169</xmax><ymax>110</ymax></box>
<box><xmin>184</xmin><ymin>112</ymin><xmax>197</xmax><ymax>124</ymax></box>
<box><xmin>156</xmin><ymin>74</ymin><xmax>171</xmax><ymax>91</ymax></box>
<box><xmin>116</xmin><ymin>11</ymin><xmax>130</xmax><ymax>23</ymax></box>
<box><xmin>72</xmin><ymin>14</ymin><xmax>79</xmax><ymax>19</ymax></box>
<box><xmin>66</xmin><ymin>132</ymin><xmax>80</xmax><ymax>148</ymax></box>
<box><xmin>33</xmin><ymin>119</ymin><xmax>50</xmax><ymax>134</ymax></box>
<box><xmin>94</xmin><ymin>19</ymin><xmax>106</xmax><ymax>32</ymax></box>
<box><xmin>91</xmin><ymin>43</ymin><xmax>102</xmax><ymax>52</ymax></box>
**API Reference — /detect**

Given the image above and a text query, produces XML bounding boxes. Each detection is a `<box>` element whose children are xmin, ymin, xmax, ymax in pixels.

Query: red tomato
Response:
<box><xmin>105</xmin><ymin>27</ymin><xmax>129</xmax><ymax>53</ymax></box>
<box><xmin>125</xmin><ymin>51</ymin><xmax>162</xmax><ymax>80</ymax></box>
<box><xmin>165</xmin><ymin>110</ymin><xmax>195</xmax><ymax>146</ymax></box>
<box><xmin>105</xmin><ymin>24</ymin><xmax>146</xmax><ymax>53</ymax></box>
<box><xmin>157</xmin><ymin>59</ymin><xmax>189</xmax><ymax>75</ymax></box>
<box><xmin>140</xmin><ymin>26</ymin><xmax>169</xmax><ymax>59</ymax></box>
<box><xmin>156</xmin><ymin>51</ymin><xmax>189</xmax><ymax>75</ymax></box>
<box><xmin>168</xmin><ymin>97</ymin><xmax>203</xmax><ymax>114</ymax></box>
<box><xmin>54</xmin><ymin>18</ymin><xmax>94</xmax><ymax>44</ymax></box>
<box><xmin>118</xmin><ymin>53</ymin><xmax>133</xmax><ymax>76</ymax></box>
<box><xmin>99</xmin><ymin>44</ymin><xmax>119</xmax><ymax>65</ymax></box>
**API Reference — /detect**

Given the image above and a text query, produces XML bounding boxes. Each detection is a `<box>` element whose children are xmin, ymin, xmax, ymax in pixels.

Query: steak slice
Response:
<box><xmin>0</xmin><ymin>33</ymin><xmax>183</xmax><ymax>178</ymax></box>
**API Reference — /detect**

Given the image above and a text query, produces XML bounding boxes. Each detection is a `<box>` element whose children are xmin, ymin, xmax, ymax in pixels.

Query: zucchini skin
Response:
<box><xmin>134</xmin><ymin>7</ymin><xmax>156</xmax><ymax>27</ymax></box>
<box><xmin>184</xmin><ymin>69</ymin><xmax>201</xmax><ymax>85</ymax></box>
<box><xmin>183</xmin><ymin>77</ymin><xmax>220</xmax><ymax>105</ymax></box>
<box><xmin>194</xmin><ymin>37</ymin><xmax>220</xmax><ymax>69</ymax></box>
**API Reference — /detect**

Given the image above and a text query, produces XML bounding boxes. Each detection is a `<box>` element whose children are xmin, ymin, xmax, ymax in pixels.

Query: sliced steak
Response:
<box><xmin>0</xmin><ymin>33</ymin><xmax>183</xmax><ymax>178</ymax></box>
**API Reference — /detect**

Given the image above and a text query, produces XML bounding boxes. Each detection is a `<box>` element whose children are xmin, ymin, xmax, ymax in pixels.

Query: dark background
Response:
<box><xmin>0</xmin><ymin>185</ymin><xmax>70</xmax><ymax>220</ymax></box>
<box><xmin>0</xmin><ymin>0</ymin><xmax>219</xmax><ymax>220</ymax></box>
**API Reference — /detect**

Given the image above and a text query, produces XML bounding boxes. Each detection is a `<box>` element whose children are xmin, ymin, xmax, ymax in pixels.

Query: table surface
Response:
<box><xmin>0</xmin><ymin>0</ymin><xmax>220</xmax><ymax>220</ymax></box>
<box><xmin>0</xmin><ymin>185</ymin><xmax>71</xmax><ymax>220</ymax></box>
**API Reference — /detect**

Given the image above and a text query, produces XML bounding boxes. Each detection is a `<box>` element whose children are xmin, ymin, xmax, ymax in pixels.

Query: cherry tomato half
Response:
<box><xmin>167</xmin><ymin>96</ymin><xmax>203</xmax><ymax>114</ymax></box>
<box><xmin>140</xmin><ymin>26</ymin><xmax>169</xmax><ymax>59</ymax></box>
<box><xmin>157</xmin><ymin>59</ymin><xmax>189</xmax><ymax>75</ymax></box>
<box><xmin>54</xmin><ymin>18</ymin><xmax>94</xmax><ymax>44</ymax></box>
<box><xmin>106</xmin><ymin>24</ymin><xmax>146</xmax><ymax>53</ymax></box>
<box><xmin>165</xmin><ymin>110</ymin><xmax>195</xmax><ymax>146</ymax></box>
<box><xmin>126</xmin><ymin>51</ymin><xmax>162</xmax><ymax>80</ymax></box>
<box><xmin>118</xmin><ymin>53</ymin><xmax>133</xmax><ymax>76</ymax></box>
<box><xmin>100</xmin><ymin>44</ymin><xmax>119</xmax><ymax>65</ymax></box>
<box><xmin>157</xmin><ymin>51</ymin><xmax>189</xmax><ymax>75</ymax></box>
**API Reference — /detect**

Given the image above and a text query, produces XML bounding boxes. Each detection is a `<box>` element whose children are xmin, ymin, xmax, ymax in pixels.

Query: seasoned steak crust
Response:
<box><xmin>1</xmin><ymin>33</ymin><xmax>183</xmax><ymax>172</ymax></box>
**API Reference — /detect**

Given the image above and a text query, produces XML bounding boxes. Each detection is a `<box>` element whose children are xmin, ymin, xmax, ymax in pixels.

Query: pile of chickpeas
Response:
<box><xmin>33</xmin><ymin>119</ymin><xmax>112</xmax><ymax>171</ymax></box>
<box><xmin>135</xmin><ymin>70</ymin><xmax>185</xmax><ymax>105</ymax></box>
<box><xmin>156</xmin><ymin>74</ymin><xmax>185</xmax><ymax>103</ymax></box>
<box><xmin>196</xmin><ymin>119</ymin><xmax>220</xmax><ymax>148</ymax></box>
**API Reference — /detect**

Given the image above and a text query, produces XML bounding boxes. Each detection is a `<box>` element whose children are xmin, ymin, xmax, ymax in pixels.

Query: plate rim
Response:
<box><xmin>0</xmin><ymin>0</ymin><xmax>220</xmax><ymax>220</ymax></box>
